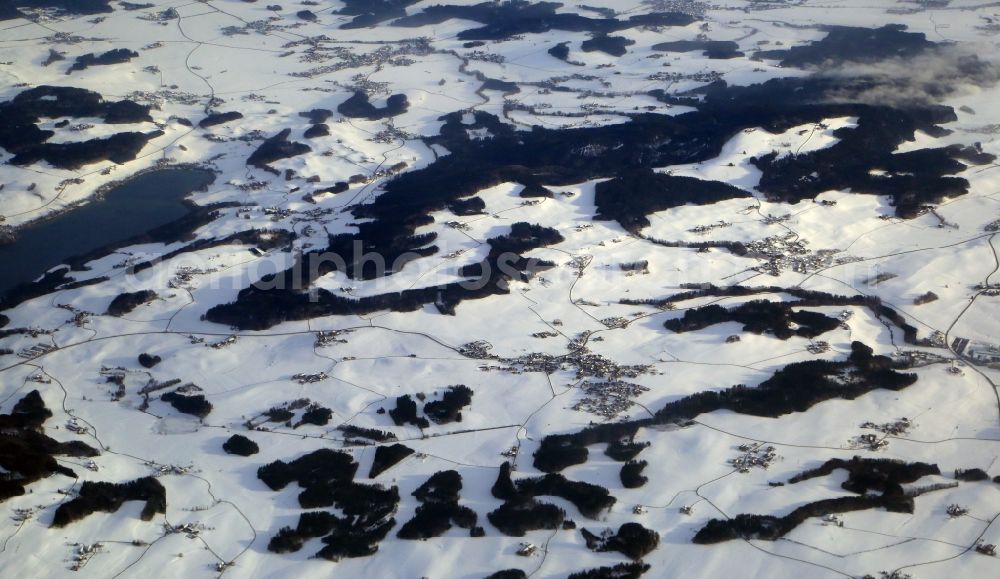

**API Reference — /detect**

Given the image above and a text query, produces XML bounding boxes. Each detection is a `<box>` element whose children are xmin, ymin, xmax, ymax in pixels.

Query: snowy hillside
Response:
<box><xmin>0</xmin><ymin>1</ymin><xmax>998</xmax><ymax>578</ymax></box>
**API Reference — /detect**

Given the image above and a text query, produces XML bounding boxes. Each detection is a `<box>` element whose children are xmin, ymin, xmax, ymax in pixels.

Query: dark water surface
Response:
<box><xmin>0</xmin><ymin>168</ymin><xmax>215</xmax><ymax>297</ymax></box>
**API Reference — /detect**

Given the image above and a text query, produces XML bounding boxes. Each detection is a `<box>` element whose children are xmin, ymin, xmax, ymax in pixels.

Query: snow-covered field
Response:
<box><xmin>0</xmin><ymin>1</ymin><xmax>999</xmax><ymax>578</ymax></box>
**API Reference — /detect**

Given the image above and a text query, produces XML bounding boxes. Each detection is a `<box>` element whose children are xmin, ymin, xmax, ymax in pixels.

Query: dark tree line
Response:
<box><xmin>223</xmin><ymin>434</ymin><xmax>259</xmax><ymax>456</ymax></box>
<box><xmin>246</xmin><ymin>128</ymin><xmax>311</xmax><ymax>170</ymax></box>
<box><xmin>199</xmin><ymin>111</ymin><xmax>243</xmax><ymax>128</ymax></box>
<box><xmin>296</xmin><ymin>404</ymin><xmax>333</xmax><ymax>428</ymax></box>
<box><xmin>663</xmin><ymin>299</ymin><xmax>841</xmax><ymax>339</ymax></box>
<box><xmin>619</xmin><ymin>460</ymin><xmax>648</xmax><ymax>488</ymax></box>
<box><xmin>205</xmin><ymin>222</ymin><xmax>560</xmax><ymax>329</ymax></box>
<box><xmin>0</xmin><ymin>391</ymin><xmax>98</xmax><ymax>502</ymax></box>
<box><xmin>756</xmin><ymin>25</ymin><xmax>935</xmax><ymax>68</ymax></box>
<box><xmin>391</xmin><ymin>1</ymin><xmax>692</xmax><ymax>41</ymax></box>
<box><xmin>485</xmin><ymin>571</ymin><xmax>526</xmax><ymax>579</ymax></box>
<box><xmin>486</xmin><ymin>499</ymin><xmax>565</xmax><ymax>537</ymax></box>
<box><xmin>652</xmin><ymin>40</ymin><xmax>743</xmax><ymax>59</ymax></box>
<box><xmin>52</xmin><ymin>477</ymin><xmax>165</xmax><ymax>527</ymax></box>
<box><xmin>337</xmin><ymin>92</ymin><xmax>409</xmax><ymax>120</ymax></box>
<box><xmin>695</xmin><ymin>456</ymin><xmax>940</xmax><ymax>543</ymax></box>
<box><xmin>10</xmin><ymin>130</ymin><xmax>162</xmax><ymax>170</ymax></box>
<box><xmin>423</xmin><ymin>385</ymin><xmax>473</xmax><ymax>424</ymax></box>
<box><xmin>369</xmin><ymin>443</ymin><xmax>414</xmax><ymax>478</ymax></box>
<box><xmin>388</xmin><ymin>395</ymin><xmax>429</xmax><ymax>429</ymax></box>
<box><xmin>304</xmin><ymin>123</ymin><xmax>329</xmax><ymax>138</ymax></box>
<box><xmin>788</xmin><ymin>456</ymin><xmax>940</xmax><ymax>493</ymax></box>
<box><xmin>0</xmin><ymin>84</ymin><xmax>156</xmax><ymax>171</ymax></box>
<box><xmin>954</xmin><ymin>468</ymin><xmax>990</xmax><ymax>482</ymax></box>
<box><xmin>580</xmin><ymin>35</ymin><xmax>635</xmax><ymax>57</ymax></box>
<box><xmin>567</xmin><ymin>562</ymin><xmax>650</xmax><ymax>579</ymax></box>
<box><xmin>337</xmin><ymin>424</ymin><xmax>397</xmax><ymax>442</ymax></box>
<box><xmin>622</xmin><ymin>284</ymin><xmax>920</xmax><ymax>345</ymax></box>
<box><xmin>68</xmin><ymin>48</ymin><xmax>138</xmax><ymax>73</ymax></box>
<box><xmin>138</xmin><ymin>353</ymin><xmax>161</xmax><ymax>368</ymax></box>
<box><xmin>107</xmin><ymin>289</ymin><xmax>157</xmax><ymax>316</ymax></box>
<box><xmin>161</xmin><ymin>391</ymin><xmax>213</xmax><ymax>419</ymax></box>
<box><xmin>534</xmin><ymin>341</ymin><xmax>917</xmax><ymax>472</ymax></box>
<box><xmin>605</xmin><ymin>439</ymin><xmax>649</xmax><ymax>462</ymax></box>
<box><xmin>581</xmin><ymin>522</ymin><xmax>659</xmax><ymax>560</ymax></box>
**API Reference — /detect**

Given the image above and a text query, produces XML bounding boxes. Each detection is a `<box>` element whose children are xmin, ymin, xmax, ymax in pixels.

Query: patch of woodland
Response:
<box><xmin>580</xmin><ymin>35</ymin><xmax>634</xmax><ymax>57</ymax></box>
<box><xmin>205</xmin><ymin>222</ymin><xmax>559</xmax><ymax>329</ymax></box>
<box><xmin>447</xmin><ymin>196</ymin><xmax>485</xmax><ymax>215</ymax></box>
<box><xmin>605</xmin><ymin>439</ymin><xmax>650</xmax><ymax>462</ymax></box>
<box><xmin>0</xmin><ymin>268</ymin><xmax>108</xmax><ymax>310</ymax></box>
<box><xmin>423</xmin><ymin>385</ymin><xmax>473</xmax><ymax>424</ymax></box>
<box><xmin>548</xmin><ymin>42</ymin><xmax>571</xmax><ymax>61</ymax></box>
<box><xmin>594</xmin><ymin>169</ymin><xmax>750</xmax><ymax>232</ymax></box>
<box><xmin>223</xmin><ymin>434</ymin><xmax>259</xmax><ymax>456</ymax></box>
<box><xmin>788</xmin><ymin>456</ymin><xmax>940</xmax><ymax>493</ymax></box>
<box><xmin>337</xmin><ymin>92</ymin><xmax>409</xmax><ymax>120</ymax></box>
<box><xmin>260</xmin><ymin>448</ymin><xmax>399</xmax><ymax>560</ymax></box>
<box><xmin>619</xmin><ymin>460</ymin><xmax>648</xmax><ymax>488</ymax></box>
<box><xmin>161</xmin><ymin>390</ymin><xmax>213</xmax><ymax>419</ymax></box>
<box><xmin>693</xmin><ymin>494</ymin><xmax>917</xmax><ymax>544</ymax></box>
<box><xmin>369</xmin><ymin>443</ymin><xmax>414</xmax><ymax>478</ymax></box>
<box><xmin>245</xmin><ymin>399</ymin><xmax>332</xmax><ymax>429</ymax></box>
<box><xmin>297</xmin><ymin>404</ymin><xmax>333</xmax><ymax>427</ymax></box>
<box><xmin>0</xmin><ymin>391</ymin><xmax>99</xmax><ymax>502</ymax></box>
<box><xmin>51</xmin><ymin>477</ymin><xmax>165</xmax><ymax>527</ymax></box>
<box><xmin>581</xmin><ymin>522</ymin><xmax>660</xmax><ymax>560</ymax></box>
<box><xmin>694</xmin><ymin>456</ymin><xmax>940</xmax><ymax>543</ymax></box>
<box><xmin>337</xmin><ymin>424</ymin><xmax>398</xmax><ymax>443</ymax></box>
<box><xmin>480</xmin><ymin>78</ymin><xmax>521</xmax><ymax>94</ymax></box>
<box><xmin>11</xmin><ymin>131</ymin><xmax>161</xmax><ymax>169</ymax></box>
<box><xmin>485</xmin><ymin>571</ymin><xmax>527</xmax><ymax>579</ymax></box>
<box><xmin>138</xmin><ymin>353</ymin><xmax>161</xmax><ymax>368</ymax></box>
<box><xmin>622</xmin><ymin>284</ymin><xmax>920</xmax><ymax>344</ymax></box>
<box><xmin>67</xmin><ymin>48</ymin><xmax>138</xmax><ymax>73</ymax></box>
<box><xmin>954</xmin><ymin>468</ymin><xmax>990</xmax><ymax>482</ymax></box>
<box><xmin>486</xmin><ymin>498</ymin><xmax>566</xmax><ymax>536</ymax></box>
<box><xmin>491</xmin><ymin>462</ymin><xmax>615</xmax><ymax>523</ymax></box>
<box><xmin>106</xmin><ymin>289</ymin><xmax>157</xmax><ymax>316</ymax></box>
<box><xmin>755</xmin><ymin>25</ymin><xmax>936</xmax><ymax>67</ymax></box>
<box><xmin>397</xmin><ymin>470</ymin><xmax>480</xmax><ymax>539</ymax></box>
<box><xmin>663</xmin><ymin>299</ymin><xmax>842</xmax><ymax>339</ymax></box>
<box><xmin>199</xmin><ymin>111</ymin><xmax>244</xmax><ymax>128</ymax></box>
<box><xmin>304</xmin><ymin>123</ymin><xmax>330</xmax><ymax>138</ymax></box>
<box><xmin>299</xmin><ymin>108</ymin><xmax>333</xmax><ymax>124</ymax></box>
<box><xmin>311</xmin><ymin>182</ymin><xmax>349</xmax><ymax>198</ymax></box>
<box><xmin>246</xmin><ymin>128</ymin><xmax>311</xmax><ymax>171</ymax></box>
<box><xmin>567</xmin><ymin>562</ymin><xmax>651</xmax><ymax>579</ymax></box>
<box><xmin>388</xmin><ymin>395</ymin><xmax>429</xmax><ymax>429</ymax></box>
<box><xmin>652</xmin><ymin>40</ymin><xmax>743</xmax><ymax>59</ymax></box>
<box><xmin>0</xmin><ymin>86</ymin><xmax>156</xmax><ymax>169</ymax></box>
